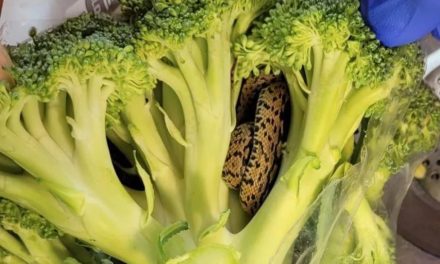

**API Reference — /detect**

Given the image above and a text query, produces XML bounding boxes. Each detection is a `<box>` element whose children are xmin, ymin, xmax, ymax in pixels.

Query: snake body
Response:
<box><xmin>223</xmin><ymin>74</ymin><xmax>289</xmax><ymax>214</ymax></box>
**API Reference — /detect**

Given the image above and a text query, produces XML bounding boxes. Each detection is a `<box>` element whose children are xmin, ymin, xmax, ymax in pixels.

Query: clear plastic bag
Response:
<box><xmin>290</xmin><ymin>98</ymin><xmax>418</xmax><ymax>264</ymax></box>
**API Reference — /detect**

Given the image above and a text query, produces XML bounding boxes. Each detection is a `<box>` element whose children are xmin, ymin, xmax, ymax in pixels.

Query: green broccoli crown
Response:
<box><xmin>382</xmin><ymin>86</ymin><xmax>440</xmax><ymax>174</ymax></box>
<box><xmin>9</xmin><ymin>16</ymin><xmax>154</xmax><ymax>123</ymax></box>
<box><xmin>364</xmin><ymin>44</ymin><xmax>424</xmax><ymax>118</ymax></box>
<box><xmin>53</xmin><ymin>13</ymin><xmax>133</xmax><ymax>47</ymax></box>
<box><xmin>46</xmin><ymin>38</ymin><xmax>153</xmax><ymax>118</ymax></box>
<box><xmin>10</xmin><ymin>13</ymin><xmax>134</xmax><ymax>62</ymax></box>
<box><xmin>135</xmin><ymin>0</ymin><xmax>232</xmax><ymax>54</ymax></box>
<box><xmin>9</xmin><ymin>13</ymin><xmax>141</xmax><ymax>97</ymax></box>
<box><xmin>240</xmin><ymin>0</ymin><xmax>359</xmax><ymax>67</ymax></box>
<box><xmin>0</xmin><ymin>198</ymin><xmax>60</xmax><ymax>239</ymax></box>
<box><xmin>235</xmin><ymin>0</ymin><xmax>422</xmax><ymax>88</ymax></box>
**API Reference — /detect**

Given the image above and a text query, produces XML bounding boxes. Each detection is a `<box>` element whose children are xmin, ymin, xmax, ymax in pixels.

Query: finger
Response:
<box><xmin>0</xmin><ymin>45</ymin><xmax>13</xmax><ymax>84</ymax></box>
<box><xmin>362</xmin><ymin>0</ymin><xmax>440</xmax><ymax>47</ymax></box>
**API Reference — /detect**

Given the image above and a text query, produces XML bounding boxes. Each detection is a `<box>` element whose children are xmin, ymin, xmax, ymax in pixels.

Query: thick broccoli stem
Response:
<box><xmin>180</xmin><ymin>31</ymin><xmax>232</xmax><ymax>236</ymax></box>
<box><xmin>299</xmin><ymin>48</ymin><xmax>350</xmax><ymax>155</ymax></box>
<box><xmin>329</xmin><ymin>72</ymin><xmax>399</xmax><ymax>149</ymax></box>
<box><xmin>149</xmin><ymin>30</ymin><xmax>232</xmax><ymax>235</ymax></box>
<box><xmin>123</xmin><ymin>95</ymin><xmax>185</xmax><ymax>220</ymax></box>
<box><xmin>43</xmin><ymin>91</ymin><xmax>74</xmax><ymax>157</ymax></box>
<box><xmin>0</xmin><ymin>227</ymin><xmax>32</xmax><ymax>263</ymax></box>
<box><xmin>277</xmin><ymin>50</ymin><xmax>351</xmax><ymax>176</ymax></box>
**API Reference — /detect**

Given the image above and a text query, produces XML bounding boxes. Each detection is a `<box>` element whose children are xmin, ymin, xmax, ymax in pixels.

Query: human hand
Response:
<box><xmin>0</xmin><ymin>45</ymin><xmax>13</xmax><ymax>84</ymax></box>
<box><xmin>361</xmin><ymin>0</ymin><xmax>440</xmax><ymax>47</ymax></box>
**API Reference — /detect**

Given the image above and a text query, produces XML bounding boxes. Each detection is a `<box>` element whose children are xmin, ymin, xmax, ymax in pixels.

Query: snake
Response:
<box><xmin>222</xmin><ymin>73</ymin><xmax>289</xmax><ymax>214</ymax></box>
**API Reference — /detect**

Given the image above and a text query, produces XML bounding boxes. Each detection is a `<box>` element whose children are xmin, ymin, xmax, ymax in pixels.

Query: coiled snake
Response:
<box><xmin>222</xmin><ymin>74</ymin><xmax>289</xmax><ymax>214</ymax></box>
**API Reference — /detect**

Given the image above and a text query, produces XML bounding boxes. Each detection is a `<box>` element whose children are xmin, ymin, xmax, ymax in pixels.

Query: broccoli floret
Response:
<box><xmin>118</xmin><ymin>0</ymin><xmax>280</xmax><ymax>237</ymax></box>
<box><xmin>0</xmin><ymin>15</ymin><xmax>162</xmax><ymax>263</ymax></box>
<box><xmin>232</xmin><ymin>0</ymin><xmax>424</xmax><ymax>262</ymax></box>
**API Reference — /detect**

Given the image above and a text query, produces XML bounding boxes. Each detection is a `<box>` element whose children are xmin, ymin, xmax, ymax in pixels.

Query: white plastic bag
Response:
<box><xmin>0</xmin><ymin>0</ymin><xmax>119</xmax><ymax>45</ymax></box>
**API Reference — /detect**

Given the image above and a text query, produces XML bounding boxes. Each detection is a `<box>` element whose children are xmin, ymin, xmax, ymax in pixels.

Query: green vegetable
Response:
<box><xmin>0</xmin><ymin>0</ymin><xmax>435</xmax><ymax>263</ymax></box>
<box><xmin>3</xmin><ymin>16</ymin><xmax>160</xmax><ymax>263</ymax></box>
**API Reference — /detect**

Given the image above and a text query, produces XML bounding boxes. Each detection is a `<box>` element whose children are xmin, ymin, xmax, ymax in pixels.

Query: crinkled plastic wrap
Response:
<box><xmin>290</xmin><ymin>98</ymin><xmax>418</xmax><ymax>264</ymax></box>
<box><xmin>0</xmin><ymin>0</ymin><xmax>119</xmax><ymax>45</ymax></box>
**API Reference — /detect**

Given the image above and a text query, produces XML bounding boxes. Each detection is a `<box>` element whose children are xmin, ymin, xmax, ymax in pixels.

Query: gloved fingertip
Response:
<box><xmin>360</xmin><ymin>0</ymin><xmax>370</xmax><ymax>19</ymax></box>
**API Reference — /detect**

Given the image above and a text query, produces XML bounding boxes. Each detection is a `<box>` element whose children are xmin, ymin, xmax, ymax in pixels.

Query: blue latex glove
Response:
<box><xmin>361</xmin><ymin>0</ymin><xmax>440</xmax><ymax>47</ymax></box>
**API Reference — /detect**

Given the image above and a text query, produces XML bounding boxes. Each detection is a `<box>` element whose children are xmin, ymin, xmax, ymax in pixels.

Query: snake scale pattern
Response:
<box><xmin>223</xmin><ymin>74</ymin><xmax>289</xmax><ymax>214</ymax></box>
